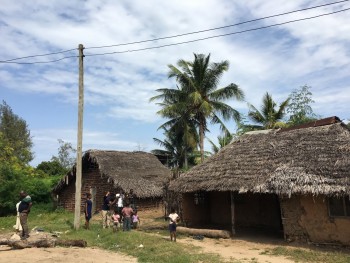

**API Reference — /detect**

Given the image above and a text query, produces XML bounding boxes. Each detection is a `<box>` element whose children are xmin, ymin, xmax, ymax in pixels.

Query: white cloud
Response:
<box><xmin>1</xmin><ymin>0</ymin><xmax>350</xmax><ymax>164</ymax></box>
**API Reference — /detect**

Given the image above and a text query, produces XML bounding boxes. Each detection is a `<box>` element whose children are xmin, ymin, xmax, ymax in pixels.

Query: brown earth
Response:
<box><xmin>0</xmin><ymin>209</ymin><xmax>301</xmax><ymax>263</ymax></box>
<box><xmin>0</xmin><ymin>231</ymin><xmax>295</xmax><ymax>263</ymax></box>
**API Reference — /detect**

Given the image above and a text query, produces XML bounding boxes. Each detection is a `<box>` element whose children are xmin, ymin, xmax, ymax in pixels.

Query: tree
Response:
<box><xmin>36</xmin><ymin>159</ymin><xmax>68</xmax><ymax>176</ymax></box>
<box><xmin>152</xmin><ymin>127</ymin><xmax>197</xmax><ymax>169</ymax></box>
<box><xmin>0</xmin><ymin>101</ymin><xmax>33</xmax><ymax>164</ymax></box>
<box><xmin>51</xmin><ymin>139</ymin><xmax>76</xmax><ymax>170</ymax></box>
<box><xmin>248</xmin><ymin>92</ymin><xmax>289</xmax><ymax>129</ymax></box>
<box><xmin>286</xmin><ymin>85</ymin><xmax>318</xmax><ymax>126</ymax></box>
<box><xmin>207</xmin><ymin>130</ymin><xmax>233</xmax><ymax>154</ymax></box>
<box><xmin>152</xmin><ymin>53</ymin><xmax>244</xmax><ymax>163</ymax></box>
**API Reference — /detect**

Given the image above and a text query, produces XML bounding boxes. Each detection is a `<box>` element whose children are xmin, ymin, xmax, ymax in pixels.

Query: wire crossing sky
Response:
<box><xmin>0</xmin><ymin>0</ymin><xmax>349</xmax><ymax>166</ymax></box>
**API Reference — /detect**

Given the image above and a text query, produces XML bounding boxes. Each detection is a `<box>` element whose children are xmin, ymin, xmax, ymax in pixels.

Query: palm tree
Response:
<box><xmin>248</xmin><ymin>92</ymin><xmax>289</xmax><ymax>129</ymax></box>
<box><xmin>151</xmin><ymin>127</ymin><xmax>196</xmax><ymax>169</ymax></box>
<box><xmin>207</xmin><ymin>130</ymin><xmax>234</xmax><ymax>154</ymax></box>
<box><xmin>164</xmin><ymin>53</ymin><xmax>244</xmax><ymax>163</ymax></box>
<box><xmin>151</xmin><ymin>86</ymin><xmax>198</xmax><ymax>169</ymax></box>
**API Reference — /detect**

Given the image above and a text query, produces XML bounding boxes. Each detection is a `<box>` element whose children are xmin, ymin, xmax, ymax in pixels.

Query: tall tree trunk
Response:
<box><xmin>184</xmin><ymin>150</ymin><xmax>188</xmax><ymax>169</ymax></box>
<box><xmin>199</xmin><ymin>119</ymin><xmax>205</xmax><ymax>163</ymax></box>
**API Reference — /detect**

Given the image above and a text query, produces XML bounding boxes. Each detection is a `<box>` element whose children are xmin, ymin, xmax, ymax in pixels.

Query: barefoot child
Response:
<box><xmin>112</xmin><ymin>209</ymin><xmax>121</xmax><ymax>232</ymax></box>
<box><xmin>168</xmin><ymin>208</ymin><xmax>180</xmax><ymax>242</ymax></box>
<box><xmin>132</xmin><ymin>211</ymin><xmax>140</xmax><ymax>229</ymax></box>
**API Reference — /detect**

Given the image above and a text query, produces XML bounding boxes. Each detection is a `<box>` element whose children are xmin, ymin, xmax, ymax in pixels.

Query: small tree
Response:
<box><xmin>287</xmin><ymin>85</ymin><xmax>318</xmax><ymax>126</ymax></box>
<box><xmin>51</xmin><ymin>139</ymin><xmax>76</xmax><ymax>170</ymax></box>
<box><xmin>0</xmin><ymin>101</ymin><xmax>33</xmax><ymax>164</ymax></box>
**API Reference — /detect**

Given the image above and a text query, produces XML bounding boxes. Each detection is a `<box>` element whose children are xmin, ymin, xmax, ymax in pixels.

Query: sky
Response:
<box><xmin>0</xmin><ymin>0</ymin><xmax>349</xmax><ymax>166</ymax></box>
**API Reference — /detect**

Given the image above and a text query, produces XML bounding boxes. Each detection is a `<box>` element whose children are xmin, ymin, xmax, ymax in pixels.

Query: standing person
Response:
<box><xmin>132</xmin><ymin>211</ymin><xmax>140</xmax><ymax>229</ymax></box>
<box><xmin>128</xmin><ymin>189</ymin><xmax>136</xmax><ymax>211</ymax></box>
<box><xmin>18</xmin><ymin>191</ymin><xmax>32</xmax><ymax>240</ymax></box>
<box><xmin>14</xmin><ymin>201</ymin><xmax>22</xmax><ymax>232</ymax></box>
<box><xmin>101</xmin><ymin>191</ymin><xmax>111</xmax><ymax>228</ymax></box>
<box><xmin>116</xmin><ymin>190</ymin><xmax>124</xmax><ymax>216</ymax></box>
<box><xmin>111</xmin><ymin>209</ymin><xmax>121</xmax><ymax>232</ymax></box>
<box><xmin>168</xmin><ymin>208</ymin><xmax>180</xmax><ymax>242</ymax></box>
<box><xmin>84</xmin><ymin>193</ymin><xmax>92</xmax><ymax>229</ymax></box>
<box><xmin>121</xmin><ymin>203</ymin><xmax>133</xmax><ymax>231</ymax></box>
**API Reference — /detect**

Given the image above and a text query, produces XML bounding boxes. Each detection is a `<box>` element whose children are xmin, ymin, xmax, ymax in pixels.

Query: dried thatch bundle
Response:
<box><xmin>170</xmin><ymin>119</ymin><xmax>350</xmax><ymax>197</ymax></box>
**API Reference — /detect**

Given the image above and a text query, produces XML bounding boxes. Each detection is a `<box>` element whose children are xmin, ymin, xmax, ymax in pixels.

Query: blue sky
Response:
<box><xmin>1</xmin><ymin>0</ymin><xmax>349</xmax><ymax>166</ymax></box>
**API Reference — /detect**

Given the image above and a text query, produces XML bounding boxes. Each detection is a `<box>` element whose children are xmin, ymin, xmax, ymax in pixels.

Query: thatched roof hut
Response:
<box><xmin>169</xmin><ymin>117</ymin><xmax>350</xmax><ymax>245</ymax></box>
<box><xmin>53</xmin><ymin>150</ymin><xmax>171</xmax><ymax>212</ymax></box>
<box><xmin>170</xmin><ymin>117</ymin><xmax>350</xmax><ymax>197</ymax></box>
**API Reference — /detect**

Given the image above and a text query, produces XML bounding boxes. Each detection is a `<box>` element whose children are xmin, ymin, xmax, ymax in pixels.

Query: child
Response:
<box><xmin>132</xmin><ymin>211</ymin><xmax>140</xmax><ymax>229</ymax></box>
<box><xmin>85</xmin><ymin>193</ymin><xmax>92</xmax><ymax>229</ymax></box>
<box><xmin>111</xmin><ymin>209</ymin><xmax>121</xmax><ymax>232</ymax></box>
<box><xmin>168</xmin><ymin>208</ymin><xmax>180</xmax><ymax>242</ymax></box>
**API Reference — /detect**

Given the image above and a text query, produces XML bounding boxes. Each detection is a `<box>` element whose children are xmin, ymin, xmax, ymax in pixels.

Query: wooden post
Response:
<box><xmin>74</xmin><ymin>44</ymin><xmax>84</xmax><ymax>229</ymax></box>
<box><xmin>230</xmin><ymin>191</ymin><xmax>235</xmax><ymax>235</ymax></box>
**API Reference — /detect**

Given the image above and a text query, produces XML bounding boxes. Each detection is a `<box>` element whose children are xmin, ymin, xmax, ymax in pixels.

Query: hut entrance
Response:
<box><xmin>233</xmin><ymin>193</ymin><xmax>284</xmax><ymax>238</ymax></box>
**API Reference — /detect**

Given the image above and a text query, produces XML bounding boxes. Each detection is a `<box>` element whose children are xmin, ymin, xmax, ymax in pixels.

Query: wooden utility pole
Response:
<box><xmin>74</xmin><ymin>44</ymin><xmax>85</xmax><ymax>229</ymax></box>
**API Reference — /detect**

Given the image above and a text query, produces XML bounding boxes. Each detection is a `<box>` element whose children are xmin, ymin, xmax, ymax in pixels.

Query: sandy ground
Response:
<box><xmin>177</xmin><ymin>236</ymin><xmax>294</xmax><ymax>263</ymax></box>
<box><xmin>0</xmin><ymin>232</ymin><xmax>295</xmax><ymax>263</ymax></box>
<box><xmin>0</xmin><ymin>246</ymin><xmax>137</xmax><ymax>263</ymax></box>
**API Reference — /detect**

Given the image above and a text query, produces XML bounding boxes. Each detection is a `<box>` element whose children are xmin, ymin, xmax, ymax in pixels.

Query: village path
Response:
<box><xmin>177</xmin><ymin>236</ymin><xmax>295</xmax><ymax>263</ymax></box>
<box><xmin>0</xmin><ymin>236</ymin><xmax>295</xmax><ymax>263</ymax></box>
<box><xmin>0</xmin><ymin>246</ymin><xmax>137</xmax><ymax>263</ymax></box>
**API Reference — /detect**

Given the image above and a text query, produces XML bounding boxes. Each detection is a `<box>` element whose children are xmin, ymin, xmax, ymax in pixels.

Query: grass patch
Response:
<box><xmin>0</xmin><ymin>205</ymin><xmax>224</xmax><ymax>263</ymax></box>
<box><xmin>262</xmin><ymin>246</ymin><xmax>350</xmax><ymax>263</ymax></box>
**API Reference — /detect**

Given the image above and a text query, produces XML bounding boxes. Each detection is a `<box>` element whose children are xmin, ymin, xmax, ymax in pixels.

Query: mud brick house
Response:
<box><xmin>170</xmin><ymin>117</ymin><xmax>350</xmax><ymax>245</ymax></box>
<box><xmin>53</xmin><ymin>150</ymin><xmax>171</xmax><ymax>213</ymax></box>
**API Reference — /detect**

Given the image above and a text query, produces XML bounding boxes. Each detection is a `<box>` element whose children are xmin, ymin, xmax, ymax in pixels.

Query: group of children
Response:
<box><xmin>84</xmin><ymin>190</ymin><xmax>180</xmax><ymax>242</ymax></box>
<box><xmin>84</xmin><ymin>191</ymin><xmax>140</xmax><ymax>231</ymax></box>
<box><xmin>111</xmin><ymin>206</ymin><xmax>140</xmax><ymax>232</ymax></box>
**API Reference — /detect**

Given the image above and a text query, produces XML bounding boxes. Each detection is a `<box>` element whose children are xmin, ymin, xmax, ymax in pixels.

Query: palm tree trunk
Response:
<box><xmin>199</xmin><ymin>120</ymin><xmax>205</xmax><ymax>163</ymax></box>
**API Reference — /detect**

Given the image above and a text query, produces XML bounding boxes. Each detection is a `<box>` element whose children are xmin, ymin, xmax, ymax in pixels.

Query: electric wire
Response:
<box><xmin>0</xmin><ymin>1</ymin><xmax>348</xmax><ymax>64</ymax></box>
<box><xmin>2</xmin><ymin>48</ymin><xmax>77</xmax><ymax>62</ymax></box>
<box><xmin>85</xmin><ymin>0</ymin><xmax>350</xmax><ymax>50</ymax></box>
<box><xmin>84</xmin><ymin>7</ymin><xmax>350</xmax><ymax>57</ymax></box>
<box><xmin>0</xmin><ymin>56</ymin><xmax>77</xmax><ymax>64</ymax></box>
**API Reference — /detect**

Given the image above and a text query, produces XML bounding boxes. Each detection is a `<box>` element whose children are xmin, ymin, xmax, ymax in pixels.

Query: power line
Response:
<box><xmin>1</xmin><ymin>48</ymin><xmax>77</xmax><ymax>62</ymax></box>
<box><xmin>84</xmin><ymin>7</ymin><xmax>350</xmax><ymax>57</ymax></box>
<box><xmin>0</xmin><ymin>1</ymin><xmax>348</xmax><ymax>64</ymax></box>
<box><xmin>85</xmin><ymin>0</ymin><xmax>350</xmax><ymax>50</ymax></box>
<box><xmin>0</xmin><ymin>55</ymin><xmax>77</xmax><ymax>64</ymax></box>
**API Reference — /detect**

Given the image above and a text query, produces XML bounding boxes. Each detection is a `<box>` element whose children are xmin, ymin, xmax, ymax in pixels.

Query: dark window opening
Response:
<box><xmin>194</xmin><ymin>191</ymin><xmax>207</xmax><ymax>205</ymax></box>
<box><xmin>328</xmin><ymin>196</ymin><xmax>350</xmax><ymax>217</ymax></box>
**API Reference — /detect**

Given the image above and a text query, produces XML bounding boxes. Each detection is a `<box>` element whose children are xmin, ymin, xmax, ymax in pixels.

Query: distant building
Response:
<box><xmin>53</xmin><ymin>150</ymin><xmax>171</xmax><ymax>213</ymax></box>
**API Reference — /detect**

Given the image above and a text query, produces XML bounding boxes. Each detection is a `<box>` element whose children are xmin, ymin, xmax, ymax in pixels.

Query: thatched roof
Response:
<box><xmin>170</xmin><ymin>117</ymin><xmax>350</xmax><ymax>197</ymax></box>
<box><xmin>54</xmin><ymin>150</ymin><xmax>171</xmax><ymax>198</ymax></box>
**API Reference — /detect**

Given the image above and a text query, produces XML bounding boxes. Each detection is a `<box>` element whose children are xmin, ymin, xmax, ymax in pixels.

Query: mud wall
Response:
<box><xmin>280</xmin><ymin>195</ymin><xmax>350</xmax><ymax>245</ymax></box>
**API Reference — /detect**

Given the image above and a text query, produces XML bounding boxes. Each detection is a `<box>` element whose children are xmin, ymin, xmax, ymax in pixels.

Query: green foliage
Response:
<box><xmin>0</xmin><ymin>163</ymin><xmax>60</xmax><ymax>216</ymax></box>
<box><xmin>248</xmin><ymin>92</ymin><xmax>289</xmax><ymax>129</ymax></box>
<box><xmin>152</xmin><ymin>127</ymin><xmax>197</xmax><ymax>169</ymax></box>
<box><xmin>51</xmin><ymin>139</ymin><xmax>76</xmax><ymax>170</ymax></box>
<box><xmin>0</xmin><ymin>164</ymin><xmax>24</xmax><ymax>215</ymax></box>
<box><xmin>151</xmin><ymin>53</ymin><xmax>244</xmax><ymax>163</ymax></box>
<box><xmin>208</xmin><ymin>130</ymin><xmax>233</xmax><ymax>154</ymax></box>
<box><xmin>286</xmin><ymin>85</ymin><xmax>318</xmax><ymax>126</ymax></box>
<box><xmin>0</xmin><ymin>101</ymin><xmax>33</xmax><ymax>164</ymax></box>
<box><xmin>36</xmin><ymin>159</ymin><xmax>68</xmax><ymax>176</ymax></box>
